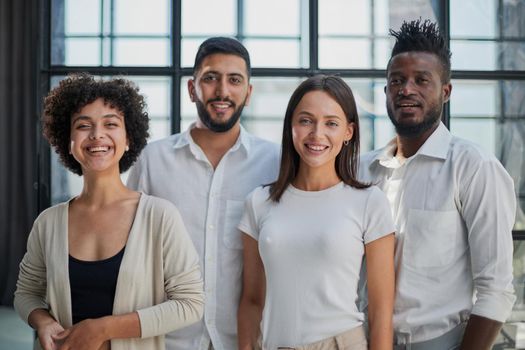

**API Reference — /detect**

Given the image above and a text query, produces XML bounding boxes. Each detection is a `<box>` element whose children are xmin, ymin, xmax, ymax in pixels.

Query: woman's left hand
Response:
<box><xmin>52</xmin><ymin>318</ymin><xmax>109</xmax><ymax>350</ymax></box>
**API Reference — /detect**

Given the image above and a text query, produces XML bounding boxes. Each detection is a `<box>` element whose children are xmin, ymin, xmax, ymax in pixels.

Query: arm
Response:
<box><xmin>459</xmin><ymin>315</ymin><xmax>502</xmax><ymax>350</ymax></box>
<box><xmin>366</xmin><ymin>233</ymin><xmax>395</xmax><ymax>350</ymax></box>
<box><xmin>238</xmin><ymin>233</ymin><xmax>266</xmax><ymax>350</ymax></box>
<box><xmin>459</xmin><ymin>160</ymin><xmax>516</xmax><ymax>349</ymax></box>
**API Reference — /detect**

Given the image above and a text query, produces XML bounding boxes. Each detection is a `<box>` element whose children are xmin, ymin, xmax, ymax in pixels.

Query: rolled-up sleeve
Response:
<box><xmin>461</xmin><ymin>159</ymin><xmax>516</xmax><ymax>322</ymax></box>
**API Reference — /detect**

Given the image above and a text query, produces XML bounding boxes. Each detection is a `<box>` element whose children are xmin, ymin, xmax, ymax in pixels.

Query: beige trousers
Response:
<box><xmin>261</xmin><ymin>326</ymin><xmax>367</xmax><ymax>350</ymax></box>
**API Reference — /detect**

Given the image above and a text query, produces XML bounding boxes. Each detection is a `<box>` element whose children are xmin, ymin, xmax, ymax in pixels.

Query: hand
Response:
<box><xmin>52</xmin><ymin>318</ymin><xmax>109</xmax><ymax>350</ymax></box>
<box><xmin>35</xmin><ymin>318</ymin><xmax>65</xmax><ymax>350</ymax></box>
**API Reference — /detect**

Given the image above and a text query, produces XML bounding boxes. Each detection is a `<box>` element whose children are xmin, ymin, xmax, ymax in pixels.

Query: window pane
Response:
<box><xmin>114</xmin><ymin>0</ymin><xmax>169</xmax><ymax>35</ymax></box>
<box><xmin>65</xmin><ymin>39</ymin><xmax>101</xmax><ymax>66</ymax></box>
<box><xmin>319</xmin><ymin>39</ymin><xmax>371</xmax><ymax>69</ymax></box>
<box><xmin>450</xmin><ymin>0</ymin><xmax>496</xmax><ymax>38</ymax></box>
<box><xmin>49</xmin><ymin>75</ymin><xmax>171</xmax><ymax>204</ymax></box>
<box><xmin>319</xmin><ymin>0</ymin><xmax>371</xmax><ymax>36</ymax></box>
<box><xmin>64</xmin><ymin>0</ymin><xmax>101</xmax><ymax>34</ymax></box>
<box><xmin>245</xmin><ymin>40</ymin><xmax>301</xmax><ymax>68</ymax></box>
<box><xmin>450</xmin><ymin>41</ymin><xmax>497</xmax><ymax>70</ymax></box>
<box><xmin>244</xmin><ymin>0</ymin><xmax>300</xmax><ymax>36</ymax></box>
<box><xmin>114</xmin><ymin>39</ymin><xmax>170</xmax><ymax>66</ymax></box>
<box><xmin>181</xmin><ymin>0</ymin><xmax>236</xmax><ymax>36</ymax></box>
<box><xmin>450</xmin><ymin>81</ymin><xmax>497</xmax><ymax>117</ymax></box>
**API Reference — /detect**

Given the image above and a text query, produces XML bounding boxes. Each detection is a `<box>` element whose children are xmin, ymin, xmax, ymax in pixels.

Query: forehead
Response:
<box><xmin>387</xmin><ymin>51</ymin><xmax>443</xmax><ymax>76</ymax></box>
<box><xmin>196</xmin><ymin>53</ymin><xmax>248</xmax><ymax>77</ymax></box>
<box><xmin>295</xmin><ymin>91</ymin><xmax>345</xmax><ymax>117</ymax></box>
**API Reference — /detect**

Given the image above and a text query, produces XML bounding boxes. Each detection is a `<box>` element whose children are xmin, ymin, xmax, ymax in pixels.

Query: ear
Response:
<box><xmin>345</xmin><ymin>122</ymin><xmax>355</xmax><ymax>142</ymax></box>
<box><xmin>442</xmin><ymin>82</ymin><xmax>452</xmax><ymax>103</ymax></box>
<box><xmin>188</xmin><ymin>79</ymin><xmax>196</xmax><ymax>102</ymax></box>
<box><xmin>244</xmin><ymin>83</ymin><xmax>253</xmax><ymax>106</ymax></box>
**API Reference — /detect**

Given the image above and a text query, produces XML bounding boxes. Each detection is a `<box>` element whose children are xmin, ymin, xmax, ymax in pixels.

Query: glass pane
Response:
<box><xmin>65</xmin><ymin>39</ymin><xmax>101</xmax><ymax>66</ymax></box>
<box><xmin>245</xmin><ymin>39</ymin><xmax>301</xmax><ymax>68</ymax></box>
<box><xmin>49</xmin><ymin>75</ymin><xmax>172</xmax><ymax>204</ymax></box>
<box><xmin>450</xmin><ymin>41</ymin><xmax>497</xmax><ymax>70</ymax></box>
<box><xmin>114</xmin><ymin>39</ymin><xmax>170</xmax><ymax>66</ymax></box>
<box><xmin>450</xmin><ymin>81</ymin><xmax>498</xmax><ymax>117</ymax></box>
<box><xmin>64</xmin><ymin>0</ymin><xmax>101</xmax><ymax>34</ymax></box>
<box><xmin>319</xmin><ymin>0</ymin><xmax>371</xmax><ymax>36</ymax></box>
<box><xmin>450</xmin><ymin>0</ymin><xmax>497</xmax><ymax>38</ymax></box>
<box><xmin>244</xmin><ymin>0</ymin><xmax>300</xmax><ymax>36</ymax></box>
<box><xmin>319</xmin><ymin>39</ymin><xmax>371</xmax><ymax>69</ymax></box>
<box><xmin>114</xmin><ymin>0</ymin><xmax>170</xmax><ymax>35</ymax></box>
<box><xmin>181</xmin><ymin>38</ymin><xmax>203</xmax><ymax>68</ymax></box>
<box><xmin>181</xmin><ymin>0</ymin><xmax>236</xmax><ymax>36</ymax></box>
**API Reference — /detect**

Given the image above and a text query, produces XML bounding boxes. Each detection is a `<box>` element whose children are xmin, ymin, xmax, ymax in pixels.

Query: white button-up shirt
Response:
<box><xmin>359</xmin><ymin>122</ymin><xmax>516</xmax><ymax>344</ymax></box>
<box><xmin>127</xmin><ymin>124</ymin><xmax>280</xmax><ymax>350</ymax></box>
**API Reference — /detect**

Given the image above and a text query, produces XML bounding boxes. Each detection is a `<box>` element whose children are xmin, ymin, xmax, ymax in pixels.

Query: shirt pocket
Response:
<box><xmin>404</xmin><ymin>209</ymin><xmax>458</xmax><ymax>268</ymax></box>
<box><xmin>222</xmin><ymin>199</ymin><xmax>244</xmax><ymax>249</ymax></box>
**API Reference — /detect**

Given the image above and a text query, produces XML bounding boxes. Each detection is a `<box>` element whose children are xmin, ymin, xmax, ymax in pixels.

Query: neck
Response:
<box><xmin>190</xmin><ymin>122</ymin><xmax>241</xmax><ymax>168</ymax></box>
<box><xmin>293</xmin><ymin>164</ymin><xmax>341</xmax><ymax>191</ymax></box>
<box><xmin>77</xmin><ymin>170</ymin><xmax>132</xmax><ymax>207</ymax></box>
<box><xmin>395</xmin><ymin>122</ymin><xmax>439</xmax><ymax>160</ymax></box>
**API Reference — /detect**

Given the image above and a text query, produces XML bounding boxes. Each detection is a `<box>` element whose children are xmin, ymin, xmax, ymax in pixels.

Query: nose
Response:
<box><xmin>398</xmin><ymin>79</ymin><xmax>416</xmax><ymax>96</ymax></box>
<box><xmin>216</xmin><ymin>77</ymin><xmax>230</xmax><ymax>99</ymax></box>
<box><xmin>89</xmin><ymin>126</ymin><xmax>103</xmax><ymax>140</ymax></box>
<box><xmin>309</xmin><ymin>122</ymin><xmax>323</xmax><ymax>137</ymax></box>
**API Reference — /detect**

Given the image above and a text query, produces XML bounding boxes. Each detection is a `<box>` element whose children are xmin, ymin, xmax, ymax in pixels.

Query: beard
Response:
<box><xmin>195</xmin><ymin>96</ymin><xmax>247</xmax><ymax>133</ymax></box>
<box><xmin>387</xmin><ymin>100</ymin><xmax>443</xmax><ymax>138</ymax></box>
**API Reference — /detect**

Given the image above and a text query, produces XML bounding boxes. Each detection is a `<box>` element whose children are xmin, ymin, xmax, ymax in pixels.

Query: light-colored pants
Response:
<box><xmin>264</xmin><ymin>326</ymin><xmax>367</xmax><ymax>350</ymax></box>
<box><xmin>394</xmin><ymin>322</ymin><xmax>467</xmax><ymax>350</ymax></box>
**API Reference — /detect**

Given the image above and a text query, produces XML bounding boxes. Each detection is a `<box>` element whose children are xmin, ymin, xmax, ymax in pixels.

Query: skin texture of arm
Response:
<box><xmin>366</xmin><ymin>233</ymin><xmax>395</xmax><ymax>350</ymax></box>
<box><xmin>238</xmin><ymin>234</ymin><xmax>266</xmax><ymax>350</ymax></box>
<box><xmin>459</xmin><ymin>315</ymin><xmax>503</xmax><ymax>350</ymax></box>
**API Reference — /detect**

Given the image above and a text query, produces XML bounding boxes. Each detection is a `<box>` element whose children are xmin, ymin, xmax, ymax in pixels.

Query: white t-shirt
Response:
<box><xmin>238</xmin><ymin>182</ymin><xmax>394</xmax><ymax>350</ymax></box>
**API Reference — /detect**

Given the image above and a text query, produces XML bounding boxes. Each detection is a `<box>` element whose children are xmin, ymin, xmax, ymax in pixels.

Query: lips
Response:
<box><xmin>305</xmin><ymin>143</ymin><xmax>329</xmax><ymax>153</ymax></box>
<box><xmin>208</xmin><ymin>98</ymin><xmax>235</xmax><ymax>114</ymax></box>
<box><xmin>395</xmin><ymin>99</ymin><xmax>421</xmax><ymax>109</ymax></box>
<box><xmin>86</xmin><ymin>145</ymin><xmax>111</xmax><ymax>153</ymax></box>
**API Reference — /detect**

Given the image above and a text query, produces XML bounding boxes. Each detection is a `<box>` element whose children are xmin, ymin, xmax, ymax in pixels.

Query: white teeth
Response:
<box><xmin>306</xmin><ymin>144</ymin><xmax>327</xmax><ymax>151</ymax></box>
<box><xmin>213</xmin><ymin>103</ymin><xmax>230</xmax><ymax>109</ymax></box>
<box><xmin>88</xmin><ymin>146</ymin><xmax>109</xmax><ymax>152</ymax></box>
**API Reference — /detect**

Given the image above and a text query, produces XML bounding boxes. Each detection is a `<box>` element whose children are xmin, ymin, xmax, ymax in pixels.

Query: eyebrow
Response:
<box><xmin>297</xmin><ymin>110</ymin><xmax>343</xmax><ymax>120</ymax></box>
<box><xmin>203</xmin><ymin>70</ymin><xmax>246</xmax><ymax>78</ymax></box>
<box><xmin>71</xmin><ymin>114</ymin><xmax>123</xmax><ymax>123</ymax></box>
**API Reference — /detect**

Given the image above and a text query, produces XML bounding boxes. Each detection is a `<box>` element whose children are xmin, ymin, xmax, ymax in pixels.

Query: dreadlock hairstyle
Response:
<box><xmin>388</xmin><ymin>19</ymin><xmax>452</xmax><ymax>83</ymax></box>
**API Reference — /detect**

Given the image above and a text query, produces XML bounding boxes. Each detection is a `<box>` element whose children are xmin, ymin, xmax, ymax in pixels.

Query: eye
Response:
<box><xmin>417</xmin><ymin>77</ymin><xmax>429</xmax><ymax>84</ymax></box>
<box><xmin>75</xmin><ymin>123</ymin><xmax>90</xmax><ymax>130</ymax></box>
<box><xmin>389</xmin><ymin>78</ymin><xmax>402</xmax><ymax>85</ymax></box>
<box><xmin>298</xmin><ymin>118</ymin><xmax>312</xmax><ymax>125</ymax></box>
<box><xmin>202</xmin><ymin>74</ymin><xmax>217</xmax><ymax>82</ymax></box>
<box><xmin>230</xmin><ymin>76</ymin><xmax>242</xmax><ymax>84</ymax></box>
<box><xmin>326</xmin><ymin>120</ymin><xmax>339</xmax><ymax>127</ymax></box>
<box><xmin>105</xmin><ymin>122</ymin><xmax>119</xmax><ymax>128</ymax></box>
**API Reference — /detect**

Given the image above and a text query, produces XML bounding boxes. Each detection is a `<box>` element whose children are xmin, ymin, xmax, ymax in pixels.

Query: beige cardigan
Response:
<box><xmin>14</xmin><ymin>194</ymin><xmax>204</xmax><ymax>350</ymax></box>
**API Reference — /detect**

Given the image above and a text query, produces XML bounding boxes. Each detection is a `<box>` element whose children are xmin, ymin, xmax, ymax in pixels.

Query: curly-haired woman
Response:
<box><xmin>14</xmin><ymin>73</ymin><xmax>204</xmax><ymax>350</ymax></box>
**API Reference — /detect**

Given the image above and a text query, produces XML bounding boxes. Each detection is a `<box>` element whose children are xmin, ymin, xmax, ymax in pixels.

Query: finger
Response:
<box><xmin>52</xmin><ymin>328</ymin><xmax>71</xmax><ymax>340</ymax></box>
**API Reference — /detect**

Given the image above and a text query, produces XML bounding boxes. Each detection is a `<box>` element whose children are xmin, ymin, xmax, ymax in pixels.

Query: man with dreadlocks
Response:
<box><xmin>360</xmin><ymin>19</ymin><xmax>516</xmax><ymax>349</ymax></box>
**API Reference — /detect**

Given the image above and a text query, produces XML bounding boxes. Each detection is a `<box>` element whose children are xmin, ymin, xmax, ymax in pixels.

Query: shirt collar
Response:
<box><xmin>369</xmin><ymin>121</ymin><xmax>452</xmax><ymax>169</ymax></box>
<box><xmin>172</xmin><ymin>122</ymin><xmax>252</xmax><ymax>155</ymax></box>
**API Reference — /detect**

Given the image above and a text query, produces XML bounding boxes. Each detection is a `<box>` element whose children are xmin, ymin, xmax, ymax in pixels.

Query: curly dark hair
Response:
<box><xmin>388</xmin><ymin>19</ymin><xmax>452</xmax><ymax>82</ymax></box>
<box><xmin>43</xmin><ymin>73</ymin><xmax>149</xmax><ymax>175</ymax></box>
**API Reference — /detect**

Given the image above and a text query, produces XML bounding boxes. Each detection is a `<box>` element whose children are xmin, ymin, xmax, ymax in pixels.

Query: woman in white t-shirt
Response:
<box><xmin>238</xmin><ymin>75</ymin><xmax>395</xmax><ymax>350</ymax></box>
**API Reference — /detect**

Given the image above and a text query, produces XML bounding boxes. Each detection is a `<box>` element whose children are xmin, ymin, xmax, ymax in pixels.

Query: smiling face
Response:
<box><xmin>188</xmin><ymin>53</ymin><xmax>252</xmax><ymax>133</ymax></box>
<box><xmin>70</xmin><ymin>98</ymin><xmax>128</xmax><ymax>175</ymax></box>
<box><xmin>386</xmin><ymin>51</ymin><xmax>452</xmax><ymax>138</ymax></box>
<box><xmin>291</xmin><ymin>90</ymin><xmax>354</xmax><ymax>175</ymax></box>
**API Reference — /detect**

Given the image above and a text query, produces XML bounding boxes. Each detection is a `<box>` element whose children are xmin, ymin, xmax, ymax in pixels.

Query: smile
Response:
<box><xmin>87</xmin><ymin>146</ymin><xmax>110</xmax><ymax>153</ymax></box>
<box><xmin>305</xmin><ymin>143</ymin><xmax>329</xmax><ymax>152</ymax></box>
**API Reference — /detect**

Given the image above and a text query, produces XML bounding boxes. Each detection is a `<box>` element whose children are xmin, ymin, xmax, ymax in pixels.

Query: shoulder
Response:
<box><xmin>139</xmin><ymin>194</ymin><xmax>181</xmax><ymax>215</ymax></box>
<box><xmin>34</xmin><ymin>201</ymin><xmax>68</xmax><ymax>226</ymax></box>
<box><xmin>449</xmin><ymin>136</ymin><xmax>498</xmax><ymax>165</ymax></box>
<box><xmin>246</xmin><ymin>185</ymin><xmax>272</xmax><ymax>205</ymax></box>
<box><xmin>140</xmin><ymin>134</ymin><xmax>181</xmax><ymax>157</ymax></box>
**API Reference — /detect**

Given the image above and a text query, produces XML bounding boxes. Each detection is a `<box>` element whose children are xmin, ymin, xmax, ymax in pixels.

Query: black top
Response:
<box><xmin>69</xmin><ymin>246</ymin><xmax>125</xmax><ymax>325</ymax></box>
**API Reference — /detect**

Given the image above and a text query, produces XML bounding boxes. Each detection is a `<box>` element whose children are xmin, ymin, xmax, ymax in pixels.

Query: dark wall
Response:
<box><xmin>0</xmin><ymin>0</ymin><xmax>40</xmax><ymax>306</ymax></box>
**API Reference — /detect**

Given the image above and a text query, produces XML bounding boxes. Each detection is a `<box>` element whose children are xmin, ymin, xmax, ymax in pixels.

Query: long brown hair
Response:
<box><xmin>269</xmin><ymin>75</ymin><xmax>369</xmax><ymax>202</ymax></box>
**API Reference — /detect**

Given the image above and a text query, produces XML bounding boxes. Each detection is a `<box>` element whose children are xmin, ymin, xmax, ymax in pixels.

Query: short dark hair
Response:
<box><xmin>388</xmin><ymin>19</ymin><xmax>451</xmax><ymax>82</ymax></box>
<box><xmin>193</xmin><ymin>37</ymin><xmax>251</xmax><ymax>78</ymax></box>
<box><xmin>269</xmin><ymin>75</ymin><xmax>369</xmax><ymax>202</ymax></box>
<box><xmin>43</xmin><ymin>73</ymin><xmax>149</xmax><ymax>176</ymax></box>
